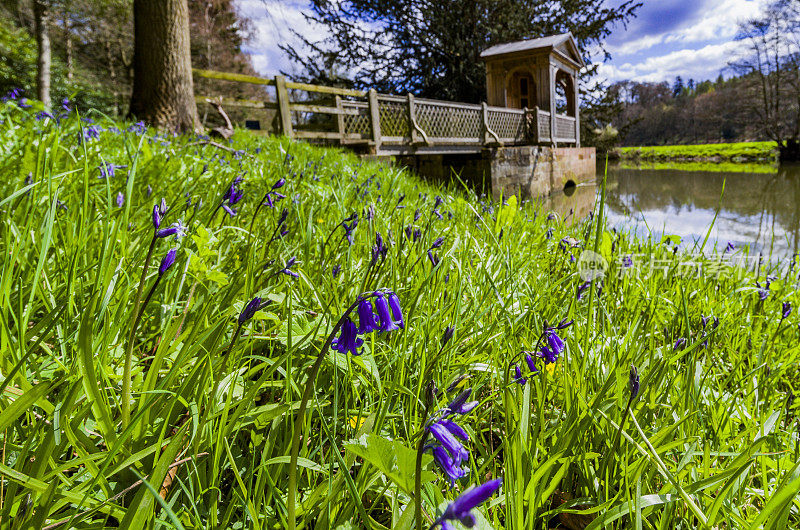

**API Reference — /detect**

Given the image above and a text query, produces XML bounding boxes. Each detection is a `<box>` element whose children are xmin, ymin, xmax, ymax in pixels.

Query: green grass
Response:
<box><xmin>617</xmin><ymin>141</ymin><xmax>778</xmax><ymax>162</ymax></box>
<box><xmin>615</xmin><ymin>160</ymin><xmax>778</xmax><ymax>174</ymax></box>
<box><xmin>1</xmin><ymin>98</ymin><xmax>799</xmax><ymax>529</ymax></box>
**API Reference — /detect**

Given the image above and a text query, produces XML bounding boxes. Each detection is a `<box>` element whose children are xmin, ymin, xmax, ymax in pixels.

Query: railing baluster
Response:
<box><xmin>335</xmin><ymin>95</ymin><xmax>345</xmax><ymax>143</ymax></box>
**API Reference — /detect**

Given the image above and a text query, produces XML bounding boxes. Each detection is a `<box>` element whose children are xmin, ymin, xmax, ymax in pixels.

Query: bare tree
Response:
<box><xmin>730</xmin><ymin>0</ymin><xmax>800</xmax><ymax>161</ymax></box>
<box><xmin>129</xmin><ymin>0</ymin><xmax>200</xmax><ymax>132</ymax></box>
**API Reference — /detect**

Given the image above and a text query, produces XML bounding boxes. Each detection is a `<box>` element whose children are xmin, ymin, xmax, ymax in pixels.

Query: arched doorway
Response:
<box><xmin>506</xmin><ymin>70</ymin><xmax>536</xmax><ymax>109</ymax></box>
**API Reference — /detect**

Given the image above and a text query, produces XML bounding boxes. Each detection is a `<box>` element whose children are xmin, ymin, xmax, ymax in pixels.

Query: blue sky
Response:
<box><xmin>237</xmin><ymin>0</ymin><xmax>769</xmax><ymax>85</ymax></box>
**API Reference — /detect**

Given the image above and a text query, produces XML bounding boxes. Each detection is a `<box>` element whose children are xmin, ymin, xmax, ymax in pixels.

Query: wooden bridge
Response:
<box><xmin>192</xmin><ymin>68</ymin><xmax>579</xmax><ymax>156</ymax></box>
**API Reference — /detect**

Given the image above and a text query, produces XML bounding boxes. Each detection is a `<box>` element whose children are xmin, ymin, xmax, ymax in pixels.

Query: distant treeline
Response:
<box><xmin>609</xmin><ymin>74</ymin><xmax>767</xmax><ymax>147</ymax></box>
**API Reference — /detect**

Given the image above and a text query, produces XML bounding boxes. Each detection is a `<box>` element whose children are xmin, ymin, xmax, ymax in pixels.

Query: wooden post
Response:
<box><xmin>549</xmin><ymin>65</ymin><xmax>558</xmax><ymax>148</ymax></box>
<box><xmin>335</xmin><ymin>95</ymin><xmax>345</xmax><ymax>143</ymax></box>
<box><xmin>532</xmin><ymin>106</ymin><xmax>540</xmax><ymax>144</ymax></box>
<box><xmin>368</xmin><ymin>89</ymin><xmax>382</xmax><ymax>152</ymax></box>
<box><xmin>407</xmin><ymin>93</ymin><xmax>418</xmax><ymax>144</ymax></box>
<box><xmin>481</xmin><ymin>102</ymin><xmax>489</xmax><ymax>145</ymax></box>
<box><xmin>275</xmin><ymin>75</ymin><xmax>293</xmax><ymax>138</ymax></box>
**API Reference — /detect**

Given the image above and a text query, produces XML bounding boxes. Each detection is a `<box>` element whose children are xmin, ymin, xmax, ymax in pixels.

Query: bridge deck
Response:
<box><xmin>193</xmin><ymin>68</ymin><xmax>579</xmax><ymax>155</ymax></box>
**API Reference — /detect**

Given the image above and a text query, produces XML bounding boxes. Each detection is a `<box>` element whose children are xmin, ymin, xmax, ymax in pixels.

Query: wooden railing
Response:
<box><xmin>192</xmin><ymin>68</ymin><xmax>578</xmax><ymax>152</ymax></box>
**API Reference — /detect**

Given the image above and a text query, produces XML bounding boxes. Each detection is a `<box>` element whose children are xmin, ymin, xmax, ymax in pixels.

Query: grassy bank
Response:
<box><xmin>614</xmin><ymin>160</ymin><xmax>778</xmax><ymax>174</ymax></box>
<box><xmin>1</xmin><ymin>98</ymin><xmax>799</xmax><ymax>528</ymax></box>
<box><xmin>616</xmin><ymin>141</ymin><xmax>777</xmax><ymax>163</ymax></box>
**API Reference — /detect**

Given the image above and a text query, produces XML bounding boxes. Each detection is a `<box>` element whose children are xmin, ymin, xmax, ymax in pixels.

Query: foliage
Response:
<box><xmin>1</xmin><ymin>100</ymin><xmax>799</xmax><ymax>528</ymax></box>
<box><xmin>617</xmin><ymin>141</ymin><xmax>778</xmax><ymax>162</ymax></box>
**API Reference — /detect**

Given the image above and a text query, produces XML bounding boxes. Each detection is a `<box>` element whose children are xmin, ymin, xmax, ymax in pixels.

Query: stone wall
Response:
<box><xmin>490</xmin><ymin>146</ymin><xmax>595</xmax><ymax>199</ymax></box>
<box><xmin>392</xmin><ymin>146</ymin><xmax>595</xmax><ymax>200</ymax></box>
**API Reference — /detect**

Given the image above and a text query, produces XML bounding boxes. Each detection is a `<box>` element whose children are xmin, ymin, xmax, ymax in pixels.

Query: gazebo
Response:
<box><xmin>480</xmin><ymin>33</ymin><xmax>584</xmax><ymax>147</ymax></box>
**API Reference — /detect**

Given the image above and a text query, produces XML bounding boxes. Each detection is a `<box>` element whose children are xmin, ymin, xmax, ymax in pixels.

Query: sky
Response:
<box><xmin>236</xmin><ymin>0</ymin><xmax>771</xmax><ymax>85</ymax></box>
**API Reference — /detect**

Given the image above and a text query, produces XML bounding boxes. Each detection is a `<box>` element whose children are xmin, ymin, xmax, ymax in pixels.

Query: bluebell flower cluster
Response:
<box><xmin>332</xmin><ymin>290</ymin><xmax>403</xmax><ymax>356</ymax></box>
<box><xmin>341</xmin><ymin>213</ymin><xmax>358</xmax><ymax>244</ymax></box>
<box><xmin>158</xmin><ymin>248</ymin><xmax>177</xmax><ymax>276</ymax></box>
<box><xmin>222</xmin><ymin>176</ymin><xmax>244</xmax><ymax>217</ymax></box>
<box><xmin>263</xmin><ymin>178</ymin><xmax>286</xmax><ymax>208</ymax></box>
<box><xmin>425</xmin><ymin>388</ymin><xmax>479</xmax><ymax>485</ymax></box>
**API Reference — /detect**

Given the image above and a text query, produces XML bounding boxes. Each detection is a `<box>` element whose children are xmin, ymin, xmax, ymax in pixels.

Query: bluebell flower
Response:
<box><xmin>342</xmin><ymin>213</ymin><xmax>358</xmax><ymax>244</ymax></box>
<box><xmin>428</xmin><ymin>250</ymin><xmax>440</xmax><ymax>267</ymax></box>
<box><xmin>374</xmin><ymin>292</ymin><xmax>401</xmax><ymax>332</ymax></box>
<box><xmin>783</xmin><ymin>301</ymin><xmax>792</xmax><ymax>320</ymax></box>
<box><xmin>428</xmin><ymin>421</ymin><xmax>469</xmax><ymax>472</ymax></box>
<box><xmin>116</xmin><ymin>192</ymin><xmax>124</xmax><ymax>207</ymax></box>
<box><xmin>514</xmin><ymin>365</ymin><xmax>526</xmax><ymax>386</ymax></box>
<box><xmin>757</xmin><ymin>281</ymin><xmax>769</xmax><ymax>301</ymax></box>
<box><xmin>371</xmin><ymin>232</ymin><xmax>387</xmax><ymax>264</ymax></box>
<box><xmin>158</xmin><ymin>248</ymin><xmax>177</xmax><ymax>276</ymax></box>
<box><xmin>673</xmin><ymin>338</ymin><xmax>686</xmax><ymax>350</ymax></box>
<box><xmin>239</xmin><ymin>297</ymin><xmax>267</xmax><ymax>324</ymax></box>
<box><xmin>623</xmin><ymin>255</ymin><xmax>633</xmax><ymax>268</ymax></box>
<box><xmin>446</xmin><ymin>388</ymin><xmax>478</xmax><ymax>415</ymax></box>
<box><xmin>434</xmin><ymin>195</ymin><xmax>443</xmax><ymax>209</ymax></box>
<box><xmin>430</xmin><ymin>445</ymin><xmax>469</xmax><ymax>485</ymax></box>
<box><xmin>414</xmin><ymin>209</ymin><xmax>421</xmax><ymax>221</ymax></box>
<box><xmin>356</xmin><ymin>299</ymin><xmax>379</xmax><ymax>334</ymax></box>
<box><xmin>441</xmin><ymin>326</ymin><xmax>455</xmax><ymax>346</ymax></box>
<box><xmin>128</xmin><ymin>121</ymin><xmax>147</xmax><ymax>135</ymax></box>
<box><xmin>525</xmin><ymin>352</ymin><xmax>538</xmax><ymax>374</ymax></box>
<box><xmin>436</xmin><ymin>478</ymin><xmax>502</xmax><ymax>529</ymax></box>
<box><xmin>146</xmin><ymin>185</ymin><xmax>153</xmax><ymax>198</ymax></box>
<box><xmin>545</xmin><ymin>227</ymin><xmax>553</xmax><ymax>239</ymax></box>
<box><xmin>430</xmin><ymin>237</ymin><xmax>444</xmax><ymax>249</ymax></box>
<box><xmin>546</xmin><ymin>329</ymin><xmax>565</xmax><ymax>356</ymax></box>
<box><xmin>628</xmin><ymin>364</ymin><xmax>640</xmax><ymax>399</ymax></box>
<box><xmin>331</xmin><ymin>317</ymin><xmax>363</xmax><ymax>356</ymax></box>
<box><xmin>18</xmin><ymin>99</ymin><xmax>31</xmax><ymax>108</ymax></box>
<box><xmin>152</xmin><ymin>204</ymin><xmax>162</xmax><ymax>229</ymax></box>
<box><xmin>387</xmin><ymin>292</ymin><xmax>404</xmax><ymax>329</ymax></box>
<box><xmin>332</xmin><ymin>264</ymin><xmax>341</xmax><ymax>278</ymax></box>
<box><xmin>82</xmin><ymin>125</ymin><xmax>101</xmax><ymax>142</ymax></box>
<box><xmin>577</xmin><ymin>281</ymin><xmax>591</xmax><ymax>300</ymax></box>
<box><xmin>433</xmin><ymin>209</ymin><xmax>443</xmax><ymax>220</ymax></box>
<box><xmin>61</xmin><ymin>98</ymin><xmax>71</xmax><ymax>112</ymax></box>
<box><xmin>156</xmin><ymin>220</ymin><xmax>187</xmax><ymax>239</ymax></box>
<box><xmin>724</xmin><ymin>241</ymin><xmax>735</xmax><ymax>253</ymax></box>
<box><xmin>280</xmin><ymin>257</ymin><xmax>299</xmax><ymax>278</ymax></box>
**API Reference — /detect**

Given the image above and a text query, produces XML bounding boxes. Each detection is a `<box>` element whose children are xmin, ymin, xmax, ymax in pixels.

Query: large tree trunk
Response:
<box><xmin>33</xmin><ymin>0</ymin><xmax>51</xmax><ymax>110</ymax></box>
<box><xmin>129</xmin><ymin>0</ymin><xmax>200</xmax><ymax>132</ymax></box>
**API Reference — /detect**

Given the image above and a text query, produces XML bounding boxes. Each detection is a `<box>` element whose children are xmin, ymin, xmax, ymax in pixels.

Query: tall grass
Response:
<box><xmin>0</xmin><ymin>99</ymin><xmax>798</xmax><ymax>529</ymax></box>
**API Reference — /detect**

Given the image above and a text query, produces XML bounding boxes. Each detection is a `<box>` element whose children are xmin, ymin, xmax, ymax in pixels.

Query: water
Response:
<box><xmin>546</xmin><ymin>163</ymin><xmax>800</xmax><ymax>260</ymax></box>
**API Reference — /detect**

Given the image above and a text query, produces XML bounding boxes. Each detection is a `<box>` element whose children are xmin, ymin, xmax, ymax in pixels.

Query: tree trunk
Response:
<box><xmin>129</xmin><ymin>0</ymin><xmax>200</xmax><ymax>132</ymax></box>
<box><xmin>33</xmin><ymin>0</ymin><xmax>51</xmax><ymax>110</ymax></box>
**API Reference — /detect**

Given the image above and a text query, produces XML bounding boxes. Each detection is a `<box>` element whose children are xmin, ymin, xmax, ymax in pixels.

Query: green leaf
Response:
<box><xmin>344</xmin><ymin>433</ymin><xmax>435</xmax><ymax>495</ymax></box>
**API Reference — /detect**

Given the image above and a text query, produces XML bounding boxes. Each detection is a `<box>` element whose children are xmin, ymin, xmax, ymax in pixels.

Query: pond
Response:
<box><xmin>545</xmin><ymin>163</ymin><xmax>800</xmax><ymax>261</ymax></box>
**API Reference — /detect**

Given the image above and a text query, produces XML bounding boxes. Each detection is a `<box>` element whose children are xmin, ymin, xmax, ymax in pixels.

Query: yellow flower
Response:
<box><xmin>546</xmin><ymin>363</ymin><xmax>556</xmax><ymax>376</ymax></box>
<box><xmin>349</xmin><ymin>416</ymin><xmax>365</xmax><ymax>430</ymax></box>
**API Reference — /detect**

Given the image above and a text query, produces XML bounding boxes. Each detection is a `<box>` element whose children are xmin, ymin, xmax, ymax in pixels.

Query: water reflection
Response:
<box><xmin>542</xmin><ymin>164</ymin><xmax>800</xmax><ymax>259</ymax></box>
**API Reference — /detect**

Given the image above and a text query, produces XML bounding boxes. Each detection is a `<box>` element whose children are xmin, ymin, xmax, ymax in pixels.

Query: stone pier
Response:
<box><xmin>396</xmin><ymin>146</ymin><xmax>596</xmax><ymax>200</ymax></box>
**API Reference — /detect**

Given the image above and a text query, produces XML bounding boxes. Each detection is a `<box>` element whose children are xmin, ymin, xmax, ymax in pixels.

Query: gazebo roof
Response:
<box><xmin>480</xmin><ymin>33</ymin><xmax>585</xmax><ymax>68</ymax></box>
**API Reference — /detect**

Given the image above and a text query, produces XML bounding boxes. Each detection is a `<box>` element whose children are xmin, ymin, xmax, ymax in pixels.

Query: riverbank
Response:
<box><xmin>613</xmin><ymin>141</ymin><xmax>777</xmax><ymax>163</ymax></box>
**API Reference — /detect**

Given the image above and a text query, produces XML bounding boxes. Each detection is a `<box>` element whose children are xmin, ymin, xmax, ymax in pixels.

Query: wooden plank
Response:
<box><xmin>294</xmin><ymin>131</ymin><xmax>363</xmax><ymax>140</ymax></box>
<box><xmin>285</xmin><ymin>80</ymin><xmax>366</xmax><ymax>98</ymax></box>
<box><xmin>192</xmin><ymin>68</ymin><xmax>275</xmax><ymax>86</ymax></box>
<box><xmin>289</xmin><ymin>103</ymin><xmax>343</xmax><ymax>115</ymax></box>
<box><xmin>368</xmin><ymin>89</ymin><xmax>382</xmax><ymax>151</ymax></box>
<box><xmin>275</xmin><ymin>75</ymin><xmax>293</xmax><ymax>138</ymax></box>
<box><xmin>195</xmin><ymin>95</ymin><xmax>276</xmax><ymax>109</ymax></box>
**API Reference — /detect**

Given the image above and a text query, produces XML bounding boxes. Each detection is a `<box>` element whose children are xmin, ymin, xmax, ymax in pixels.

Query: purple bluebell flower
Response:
<box><xmin>724</xmin><ymin>241</ymin><xmax>735</xmax><ymax>254</ymax></box>
<box><xmin>514</xmin><ymin>365</ymin><xmax>526</xmax><ymax>386</ymax></box>
<box><xmin>371</xmin><ymin>232</ymin><xmax>387</xmax><ymax>264</ymax></box>
<box><xmin>158</xmin><ymin>248</ymin><xmax>177</xmax><ymax>276</ymax></box>
<box><xmin>628</xmin><ymin>365</ymin><xmax>640</xmax><ymax>399</ymax></box>
<box><xmin>128</xmin><ymin>121</ymin><xmax>147</xmax><ymax>135</ymax></box>
<box><xmin>577</xmin><ymin>281</ymin><xmax>591</xmax><ymax>300</ymax></box>
<box><xmin>428</xmin><ymin>250</ymin><xmax>440</xmax><ymax>267</ymax></box>
<box><xmin>430</xmin><ymin>237</ymin><xmax>444</xmax><ymax>249</ymax></box>
<box><xmin>18</xmin><ymin>98</ymin><xmax>31</xmax><ymax>108</ymax></box>
<box><xmin>341</xmin><ymin>213</ymin><xmax>358</xmax><ymax>244</ymax></box>
<box><xmin>239</xmin><ymin>297</ymin><xmax>266</xmax><ymax>324</ymax></box>
<box><xmin>433</xmin><ymin>209</ymin><xmax>443</xmax><ymax>220</ymax></box>
<box><xmin>152</xmin><ymin>204</ymin><xmax>162</xmax><ymax>229</ymax></box>
<box><xmin>357</xmin><ymin>299</ymin><xmax>379</xmax><ymax>334</ymax></box>
<box><xmin>146</xmin><ymin>185</ymin><xmax>153</xmax><ymax>198</ymax></box>
<box><xmin>545</xmin><ymin>227</ymin><xmax>553</xmax><ymax>240</ymax></box>
<box><xmin>116</xmin><ymin>192</ymin><xmax>124</xmax><ymax>207</ymax></box>
<box><xmin>36</xmin><ymin>110</ymin><xmax>55</xmax><ymax>121</ymax></box>
<box><xmin>546</xmin><ymin>329</ymin><xmax>565</xmax><ymax>357</ymax></box>
<box><xmin>331</xmin><ymin>317</ymin><xmax>363</xmax><ymax>356</ymax></box>
<box><xmin>441</xmin><ymin>326</ymin><xmax>455</xmax><ymax>346</ymax></box>
<box><xmin>387</xmin><ymin>292</ymin><xmax>404</xmax><ymax>329</ymax></box>
<box><xmin>525</xmin><ymin>352</ymin><xmax>538</xmax><ymax>373</ymax></box>
<box><xmin>783</xmin><ymin>301</ymin><xmax>792</xmax><ymax>320</ymax></box>
<box><xmin>98</xmin><ymin>163</ymin><xmax>126</xmax><ymax>179</ymax></box>
<box><xmin>701</xmin><ymin>315</ymin><xmax>710</xmax><ymax>329</ymax></box>
<box><xmin>374</xmin><ymin>292</ymin><xmax>401</xmax><ymax>332</ymax></box>
<box><xmin>673</xmin><ymin>338</ymin><xmax>686</xmax><ymax>350</ymax></box>
<box><xmin>156</xmin><ymin>220</ymin><xmax>187</xmax><ymax>239</ymax></box>
<box><xmin>2</xmin><ymin>88</ymin><xmax>21</xmax><ymax>100</ymax></box>
<box><xmin>757</xmin><ymin>281</ymin><xmax>769</xmax><ymax>301</ymax></box>
<box><xmin>82</xmin><ymin>125</ymin><xmax>101</xmax><ymax>142</ymax></box>
<box><xmin>428</xmin><ymin>422</ymin><xmax>469</xmax><ymax>467</ymax></box>
<box><xmin>414</xmin><ymin>209</ymin><xmax>421</xmax><ymax>222</ymax></box>
<box><xmin>537</xmin><ymin>346</ymin><xmax>558</xmax><ymax>365</ymax></box>
<box><xmin>623</xmin><ymin>255</ymin><xmax>633</xmax><ymax>268</ymax></box>
<box><xmin>446</xmin><ymin>388</ymin><xmax>479</xmax><ymax>415</ymax></box>
<box><xmin>332</xmin><ymin>264</ymin><xmax>341</xmax><ymax>278</ymax></box>
<box><xmin>61</xmin><ymin>98</ymin><xmax>71</xmax><ymax>112</ymax></box>
<box><xmin>547</xmin><ymin>212</ymin><xmax>556</xmax><ymax>221</ymax></box>
<box><xmin>280</xmin><ymin>257</ymin><xmax>299</xmax><ymax>278</ymax></box>
<box><xmin>434</xmin><ymin>195</ymin><xmax>443</xmax><ymax>209</ymax></box>
<box><xmin>430</xmin><ymin>445</ymin><xmax>469</xmax><ymax>485</ymax></box>
<box><xmin>436</xmin><ymin>478</ymin><xmax>503</xmax><ymax>529</ymax></box>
